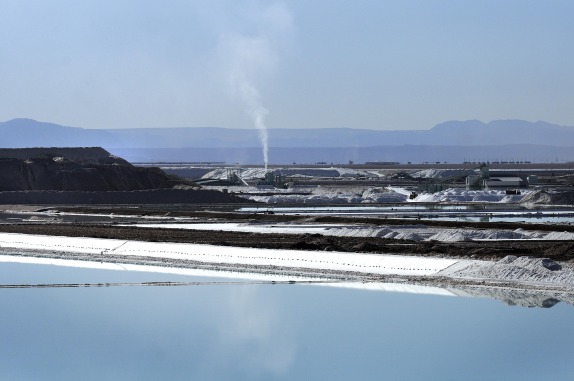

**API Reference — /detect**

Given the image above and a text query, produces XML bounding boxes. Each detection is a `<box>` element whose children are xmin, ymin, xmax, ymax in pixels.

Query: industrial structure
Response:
<box><xmin>466</xmin><ymin>164</ymin><xmax>528</xmax><ymax>190</ymax></box>
<box><xmin>259</xmin><ymin>170</ymin><xmax>289</xmax><ymax>189</ymax></box>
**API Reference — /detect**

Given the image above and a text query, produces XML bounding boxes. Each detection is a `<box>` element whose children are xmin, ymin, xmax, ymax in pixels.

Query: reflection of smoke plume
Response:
<box><xmin>218</xmin><ymin>287</ymin><xmax>295</xmax><ymax>375</ymax></box>
<box><xmin>220</xmin><ymin>3</ymin><xmax>292</xmax><ymax>170</ymax></box>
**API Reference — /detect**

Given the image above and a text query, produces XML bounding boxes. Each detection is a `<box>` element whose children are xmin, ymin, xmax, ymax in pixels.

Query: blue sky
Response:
<box><xmin>1</xmin><ymin>0</ymin><xmax>573</xmax><ymax>130</ymax></box>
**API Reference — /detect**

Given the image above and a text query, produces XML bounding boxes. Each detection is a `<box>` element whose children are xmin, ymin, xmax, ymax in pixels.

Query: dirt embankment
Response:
<box><xmin>0</xmin><ymin>147</ymin><xmax>126</xmax><ymax>164</ymax></box>
<box><xmin>520</xmin><ymin>189</ymin><xmax>574</xmax><ymax>205</ymax></box>
<box><xmin>0</xmin><ymin>189</ymin><xmax>253</xmax><ymax>205</ymax></box>
<box><xmin>0</xmin><ymin>156</ymin><xmax>183</xmax><ymax>192</ymax></box>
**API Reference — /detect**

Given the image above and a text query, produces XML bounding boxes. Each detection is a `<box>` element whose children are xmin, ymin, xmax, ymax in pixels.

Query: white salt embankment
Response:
<box><xmin>237</xmin><ymin>187</ymin><xmax>532</xmax><ymax>204</ymax></box>
<box><xmin>1</xmin><ymin>233</ymin><xmax>574</xmax><ymax>289</ymax></box>
<box><xmin>128</xmin><ymin>222</ymin><xmax>574</xmax><ymax>242</ymax></box>
<box><xmin>0</xmin><ymin>232</ymin><xmax>457</xmax><ymax>277</ymax></box>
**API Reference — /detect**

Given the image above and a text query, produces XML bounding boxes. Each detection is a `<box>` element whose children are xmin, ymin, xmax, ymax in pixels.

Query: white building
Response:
<box><xmin>483</xmin><ymin>176</ymin><xmax>523</xmax><ymax>189</ymax></box>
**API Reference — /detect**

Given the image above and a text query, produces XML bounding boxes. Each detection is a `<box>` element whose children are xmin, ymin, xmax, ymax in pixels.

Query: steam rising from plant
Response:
<box><xmin>220</xmin><ymin>3</ymin><xmax>292</xmax><ymax>170</ymax></box>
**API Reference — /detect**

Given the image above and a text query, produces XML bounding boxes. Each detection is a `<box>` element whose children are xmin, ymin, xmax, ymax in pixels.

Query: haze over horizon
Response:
<box><xmin>3</xmin><ymin>116</ymin><xmax>574</xmax><ymax>132</ymax></box>
<box><xmin>2</xmin><ymin>1</ymin><xmax>573</xmax><ymax>130</ymax></box>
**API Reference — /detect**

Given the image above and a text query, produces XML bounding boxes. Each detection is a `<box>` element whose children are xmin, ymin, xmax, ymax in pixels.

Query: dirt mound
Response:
<box><xmin>0</xmin><ymin>147</ymin><xmax>128</xmax><ymax>164</ymax></box>
<box><xmin>0</xmin><ymin>147</ymin><xmax>190</xmax><ymax>191</ymax></box>
<box><xmin>0</xmin><ymin>189</ymin><xmax>252</xmax><ymax>204</ymax></box>
<box><xmin>520</xmin><ymin>190</ymin><xmax>574</xmax><ymax>205</ymax></box>
<box><xmin>543</xmin><ymin>243</ymin><xmax>574</xmax><ymax>260</ymax></box>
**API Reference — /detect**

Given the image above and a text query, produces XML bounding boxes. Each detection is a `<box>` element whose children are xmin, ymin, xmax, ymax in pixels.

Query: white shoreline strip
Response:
<box><xmin>0</xmin><ymin>254</ymin><xmax>319</xmax><ymax>282</ymax></box>
<box><xmin>0</xmin><ymin>232</ymin><xmax>459</xmax><ymax>276</ymax></box>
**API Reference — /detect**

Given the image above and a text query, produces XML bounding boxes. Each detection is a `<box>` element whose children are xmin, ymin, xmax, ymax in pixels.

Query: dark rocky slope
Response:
<box><xmin>0</xmin><ymin>147</ymin><xmax>185</xmax><ymax>191</ymax></box>
<box><xmin>0</xmin><ymin>189</ymin><xmax>250</xmax><ymax>204</ymax></box>
<box><xmin>0</xmin><ymin>147</ymin><xmax>252</xmax><ymax>204</ymax></box>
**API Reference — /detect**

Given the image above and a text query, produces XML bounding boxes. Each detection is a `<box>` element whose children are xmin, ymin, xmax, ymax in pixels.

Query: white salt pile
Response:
<box><xmin>411</xmin><ymin>188</ymin><xmax>531</xmax><ymax>203</ymax></box>
<box><xmin>241</xmin><ymin>187</ymin><xmax>533</xmax><ymax>204</ymax></box>
<box><xmin>247</xmin><ymin>187</ymin><xmax>408</xmax><ymax>204</ymax></box>
<box><xmin>410</xmin><ymin>169</ymin><xmax>475</xmax><ymax>179</ymax></box>
<box><xmin>438</xmin><ymin>255</ymin><xmax>574</xmax><ymax>285</ymax></box>
<box><xmin>128</xmin><ymin>222</ymin><xmax>574</xmax><ymax>243</ymax></box>
<box><xmin>201</xmin><ymin>167</ymin><xmax>381</xmax><ymax>181</ymax></box>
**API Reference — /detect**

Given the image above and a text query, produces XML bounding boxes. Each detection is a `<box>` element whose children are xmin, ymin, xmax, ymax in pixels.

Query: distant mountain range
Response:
<box><xmin>2</xmin><ymin>118</ymin><xmax>574</xmax><ymax>164</ymax></box>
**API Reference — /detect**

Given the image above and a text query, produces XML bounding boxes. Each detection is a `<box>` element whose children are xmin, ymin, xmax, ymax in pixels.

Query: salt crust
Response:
<box><xmin>130</xmin><ymin>223</ymin><xmax>574</xmax><ymax>242</ymax></box>
<box><xmin>0</xmin><ymin>232</ymin><xmax>458</xmax><ymax>276</ymax></box>
<box><xmin>2</xmin><ymin>233</ymin><xmax>574</xmax><ymax>290</ymax></box>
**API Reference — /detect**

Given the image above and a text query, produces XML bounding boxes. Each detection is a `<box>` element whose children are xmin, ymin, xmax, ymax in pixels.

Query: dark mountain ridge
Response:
<box><xmin>111</xmin><ymin>144</ymin><xmax>574</xmax><ymax>165</ymax></box>
<box><xmin>3</xmin><ymin>118</ymin><xmax>574</xmax><ymax>164</ymax></box>
<box><xmin>3</xmin><ymin>118</ymin><xmax>574</xmax><ymax>148</ymax></box>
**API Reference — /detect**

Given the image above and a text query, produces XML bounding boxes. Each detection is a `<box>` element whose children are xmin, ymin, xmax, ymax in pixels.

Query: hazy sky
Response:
<box><xmin>1</xmin><ymin>0</ymin><xmax>573</xmax><ymax>130</ymax></box>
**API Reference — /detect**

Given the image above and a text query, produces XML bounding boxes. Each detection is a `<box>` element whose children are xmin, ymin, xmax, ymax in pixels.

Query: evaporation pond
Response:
<box><xmin>1</xmin><ymin>259</ymin><xmax>574</xmax><ymax>380</ymax></box>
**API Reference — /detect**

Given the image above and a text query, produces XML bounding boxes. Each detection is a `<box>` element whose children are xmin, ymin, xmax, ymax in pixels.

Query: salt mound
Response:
<box><xmin>361</xmin><ymin>188</ymin><xmax>408</xmax><ymax>203</ymax></box>
<box><xmin>374</xmin><ymin>228</ymin><xmax>394</xmax><ymax>237</ymax></box>
<box><xmin>482</xmin><ymin>230</ymin><xmax>531</xmax><ymax>240</ymax></box>
<box><xmin>248</xmin><ymin>187</ymin><xmax>407</xmax><ymax>204</ymax></box>
<box><xmin>411</xmin><ymin>188</ymin><xmax>531</xmax><ymax>203</ymax></box>
<box><xmin>428</xmin><ymin>230</ymin><xmax>472</xmax><ymax>242</ymax></box>
<box><xmin>498</xmin><ymin>255</ymin><xmax>518</xmax><ymax>264</ymax></box>
<box><xmin>326</xmin><ymin>226</ymin><xmax>383</xmax><ymax>238</ymax></box>
<box><xmin>446</xmin><ymin>255</ymin><xmax>572</xmax><ymax>284</ymax></box>
<box><xmin>510</xmin><ymin>256</ymin><xmax>562</xmax><ymax>271</ymax></box>
<box><xmin>393</xmin><ymin>232</ymin><xmax>424</xmax><ymax>241</ymax></box>
<box><xmin>410</xmin><ymin>169</ymin><xmax>475</xmax><ymax>179</ymax></box>
<box><xmin>427</xmin><ymin>228</ymin><xmax>543</xmax><ymax>242</ymax></box>
<box><xmin>544</xmin><ymin>231</ymin><xmax>574</xmax><ymax>240</ymax></box>
<box><xmin>382</xmin><ymin>231</ymin><xmax>399</xmax><ymax>239</ymax></box>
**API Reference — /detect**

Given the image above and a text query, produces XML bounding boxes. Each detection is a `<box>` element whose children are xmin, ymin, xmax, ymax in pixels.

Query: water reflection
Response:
<box><xmin>448</xmin><ymin>286</ymin><xmax>563</xmax><ymax>308</ymax></box>
<box><xmin>239</xmin><ymin>205</ymin><xmax>574</xmax><ymax>224</ymax></box>
<box><xmin>1</xmin><ymin>259</ymin><xmax>574</xmax><ymax>379</ymax></box>
<box><xmin>0</xmin><ymin>255</ymin><xmax>572</xmax><ymax>308</ymax></box>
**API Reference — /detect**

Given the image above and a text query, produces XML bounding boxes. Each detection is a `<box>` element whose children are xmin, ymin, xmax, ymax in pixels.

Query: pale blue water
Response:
<box><xmin>424</xmin><ymin>215</ymin><xmax>574</xmax><ymax>223</ymax></box>
<box><xmin>240</xmin><ymin>205</ymin><xmax>574</xmax><ymax>224</ymax></box>
<box><xmin>240</xmin><ymin>205</ymin><xmax>471</xmax><ymax>213</ymax></box>
<box><xmin>1</xmin><ymin>262</ymin><xmax>573</xmax><ymax>380</ymax></box>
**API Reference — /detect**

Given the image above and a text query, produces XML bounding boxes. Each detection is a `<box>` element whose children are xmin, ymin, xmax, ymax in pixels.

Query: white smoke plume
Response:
<box><xmin>219</xmin><ymin>3</ymin><xmax>293</xmax><ymax>170</ymax></box>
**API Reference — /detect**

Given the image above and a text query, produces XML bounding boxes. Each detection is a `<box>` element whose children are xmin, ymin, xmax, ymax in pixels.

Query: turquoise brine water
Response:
<box><xmin>0</xmin><ymin>261</ymin><xmax>573</xmax><ymax>380</ymax></box>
